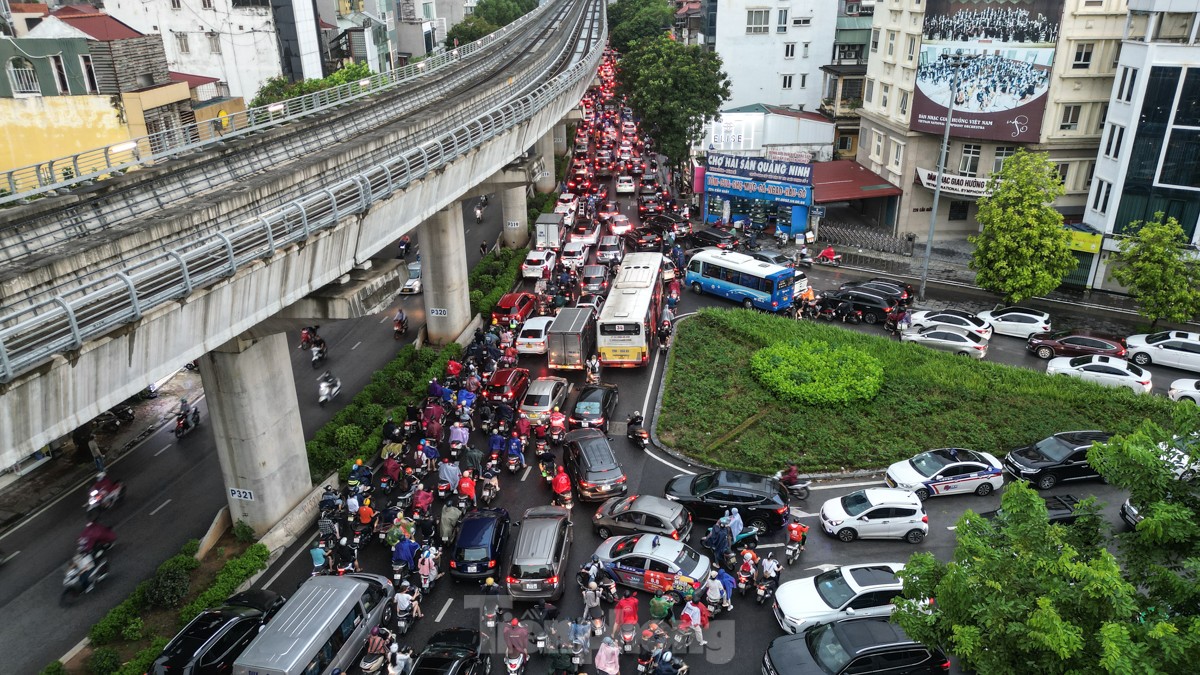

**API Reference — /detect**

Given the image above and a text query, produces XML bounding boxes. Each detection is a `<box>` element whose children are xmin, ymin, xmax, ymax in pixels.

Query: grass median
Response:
<box><xmin>657</xmin><ymin>309</ymin><xmax>1182</xmax><ymax>474</ymax></box>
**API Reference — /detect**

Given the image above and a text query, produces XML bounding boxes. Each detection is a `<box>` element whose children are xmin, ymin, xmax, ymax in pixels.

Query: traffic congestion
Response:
<box><xmin>40</xmin><ymin>43</ymin><xmax>1200</xmax><ymax>675</ymax></box>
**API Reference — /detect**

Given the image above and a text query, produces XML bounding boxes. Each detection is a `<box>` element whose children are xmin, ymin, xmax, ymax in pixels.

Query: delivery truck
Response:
<box><xmin>546</xmin><ymin>307</ymin><xmax>595</xmax><ymax>370</ymax></box>
<box><xmin>535</xmin><ymin>213</ymin><xmax>566</xmax><ymax>252</ymax></box>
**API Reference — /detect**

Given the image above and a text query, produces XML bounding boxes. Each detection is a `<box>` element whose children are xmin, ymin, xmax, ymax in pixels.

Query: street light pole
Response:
<box><xmin>918</xmin><ymin>51</ymin><xmax>976</xmax><ymax>301</ymax></box>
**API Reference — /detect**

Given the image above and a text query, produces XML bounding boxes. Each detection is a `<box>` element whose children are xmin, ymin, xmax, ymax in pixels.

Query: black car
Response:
<box><xmin>563</xmin><ymin>429</ymin><xmax>628</xmax><ymax>502</ymax></box>
<box><xmin>763</xmin><ymin>617</ymin><xmax>949</xmax><ymax>675</ymax></box>
<box><xmin>624</xmin><ymin>227</ymin><xmax>665</xmax><ymax>252</ymax></box>
<box><xmin>839</xmin><ymin>277</ymin><xmax>915</xmax><ymax>305</ymax></box>
<box><xmin>663</xmin><ymin>470</ymin><xmax>789</xmax><ymax>531</ymax></box>
<box><xmin>822</xmin><ymin>289</ymin><xmax>895</xmax><ymax>324</ymax></box>
<box><xmin>838</xmin><ymin>280</ymin><xmax>911</xmax><ymax>307</ymax></box>
<box><xmin>449</xmin><ymin>508</ymin><xmax>511</xmax><ymax>580</ymax></box>
<box><xmin>637</xmin><ymin>195</ymin><xmax>663</xmax><ymax>217</ymax></box>
<box><xmin>1002</xmin><ymin>431</ymin><xmax>1111</xmax><ymax>490</ymax></box>
<box><xmin>569</xmin><ymin>384</ymin><xmax>619</xmax><ymax>432</ymax></box>
<box><xmin>690</xmin><ymin>228</ymin><xmax>739</xmax><ymax>249</ymax></box>
<box><xmin>982</xmin><ymin>494</ymin><xmax>1082</xmax><ymax>525</ymax></box>
<box><xmin>411</xmin><ymin>628</ymin><xmax>492</xmax><ymax>675</ymax></box>
<box><xmin>151</xmin><ymin>590</ymin><xmax>285</xmax><ymax>675</ymax></box>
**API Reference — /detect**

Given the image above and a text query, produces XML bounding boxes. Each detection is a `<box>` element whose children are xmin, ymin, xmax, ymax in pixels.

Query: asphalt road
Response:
<box><xmin>1</xmin><ymin>164</ymin><xmax>1191</xmax><ymax>672</ymax></box>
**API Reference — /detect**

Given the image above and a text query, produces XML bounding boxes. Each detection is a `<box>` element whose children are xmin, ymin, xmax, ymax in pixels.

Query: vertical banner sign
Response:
<box><xmin>910</xmin><ymin>0</ymin><xmax>1064</xmax><ymax>143</ymax></box>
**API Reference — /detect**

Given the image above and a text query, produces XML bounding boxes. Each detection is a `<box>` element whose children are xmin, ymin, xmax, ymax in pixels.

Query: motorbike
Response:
<box><xmin>626</xmin><ymin>415</ymin><xmax>649</xmax><ymax>451</ymax></box>
<box><xmin>393</xmin><ymin>318</ymin><xmax>408</xmax><ymax>340</ymax></box>
<box><xmin>319</xmin><ymin>485</ymin><xmax>339</xmax><ymax>513</ymax></box>
<box><xmin>395</xmin><ymin>606</ymin><xmax>416</xmax><ymax>636</ymax></box>
<box><xmin>174</xmin><ymin>409</ymin><xmax>202</xmax><ymax>438</ymax></box>
<box><xmin>94</xmin><ymin>405</ymin><xmax>135</xmax><ymax>433</ymax></box>
<box><xmin>474</xmin><ymin>206</ymin><xmax>484</xmax><ymax>224</ymax></box>
<box><xmin>548</xmin><ymin>425</ymin><xmax>565</xmax><ymax>446</ymax></box>
<box><xmin>61</xmin><ymin>547</ymin><xmax>109</xmax><ymax>606</ymax></box>
<box><xmin>756</xmin><ymin>579</ymin><xmax>775</xmax><ymax>605</ymax></box>
<box><xmin>786</xmin><ymin>539</ymin><xmax>803</xmax><ymax>565</ymax></box>
<box><xmin>554</xmin><ymin>490</ymin><xmax>574</xmax><ymax>510</ymax></box>
<box><xmin>85</xmin><ymin>479</ymin><xmax>125</xmax><ymax>514</ymax></box>
<box><xmin>838</xmin><ymin>308</ymin><xmax>863</xmax><ymax>325</ymax></box>
<box><xmin>418</xmin><ymin>547</ymin><xmax>440</xmax><ymax>593</ymax></box>
<box><xmin>506</xmin><ymin>455</ymin><xmax>522</xmax><ymax>474</ymax></box>
<box><xmin>436</xmin><ymin>480</ymin><xmax>452</xmax><ymax>500</ymax></box>
<box><xmin>299</xmin><ymin>328</ymin><xmax>318</xmax><ymax>350</ymax></box>
<box><xmin>392</xmin><ymin>560</ymin><xmax>410</xmax><ymax>585</ymax></box>
<box><xmin>797</xmin><ymin>252</ymin><xmax>842</xmax><ymax>268</ymax></box>
<box><xmin>619</xmin><ymin>623</ymin><xmax>638</xmax><ymax>653</ymax></box>
<box><xmin>393</xmin><ymin>483</ymin><xmax>419</xmax><ymax>512</ymax></box>
<box><xmin>671</xmin><ymin>622</ymin><xmax>693</xmax><ymax>650</ymax></box>
<box><xmin>504</xmin><ymin>652</ymin><xmax>527</xmax><ymax>675</ymax></box>
<box><xmin>774</xmin><ymin>472</ymin><xmax>812</xmax><ymax>500</ymax></box>
<box><xmin>358</xmin><ymin>628</ymin><xmax>394</xmax><ymax>672</ymax></box>
<box><xmin>310</xmin><ymin>344</ymin><xmax>326</xmax><ymax>368</ymax></box>
<box><xmin>318</xmin><ymin>377</ymin><xmax>342</xmax><ymax>406</ymax></box>
<box><xmin>480</xmin><ymin>480</ymin><xmax>498</xmax><ymax>506</ymax></box>
<box><xmin>736</xmin><ymin>568</ymin><xmax>754</xmax><ymax>596</ymax></box>
<box><xmin>378</xmin><ymin>474</ymin><xmax>395</xmax><ymax>496</ymax></box>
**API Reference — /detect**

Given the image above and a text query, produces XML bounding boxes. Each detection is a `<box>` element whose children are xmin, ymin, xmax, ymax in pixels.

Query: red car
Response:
<box><xmin>492</xmin><ymin>292</ymin><xmax>537</xmax><ymax>325</ymax></box>
<box><xmin>487</xmin><ymin>368</ymin><xmax>530</xmax><ymax>404</ymax></box>
<box><xmin>1026</xmin><ymin>331</ymin><xmax>1127</xmax><ymax>360</ymax></box>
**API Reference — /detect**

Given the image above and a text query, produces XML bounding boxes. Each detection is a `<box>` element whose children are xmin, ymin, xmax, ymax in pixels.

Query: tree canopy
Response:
<box><xmin>250</xmin><ymin>62</ymin><xmax>373</xmax><ymax>108</ymax></box>
<box><xmin>607</xmin><ymin>0</ymin><xmax>675</xmax><ymax>53</ymax></box>
<box><xmin>1109</xmin><ymin>212</ymin><xmax>1200</xmax><ymax>328</ymax></box>
<box><xmin>968</xmin><ymin>149</ymin><xmax>1076</xmax><ymax>304</ymax></box>
<box><xmin>616</xmin><ymin>35</ymin><xmax>729</xmax><ymax>175</ymax></box>
<box><xmin>473</xmin><ymin>0</ymin><xmax>537</xmax><ymax>28</ymax></box>
<box><xmin>445</xmin><ymin>14</ymin><xmax>499</xmax><ymax>49</ymax></box>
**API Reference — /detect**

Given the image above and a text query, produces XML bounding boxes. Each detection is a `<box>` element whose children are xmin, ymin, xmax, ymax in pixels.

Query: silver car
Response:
<box><xmin>901</xmin><ymin>325</ymin><xmax>988</xmax><ymax>358</ymax></box>
<box><xmin>519</xmin><ymin>376</ymin><xmax>570</xmax><ymax>423</ymax></box>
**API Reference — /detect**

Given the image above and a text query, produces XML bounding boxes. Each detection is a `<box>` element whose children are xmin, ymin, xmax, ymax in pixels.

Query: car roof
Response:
<box><xmin>860</xmin><ymin>488</ymin><xmax>922</xmax><ymax>506</ymax></box>
<box><xmin>709</xmin><ymin>470</ymin><xmax>776</xmax><ymax>491</ymax></box>
<box><xmin>920</xmin><ymin>325</ymin><xmax>977</xmax><ymax>339</ymax></box>
<box><xmin>583</xmin><ymin>265</ymin><xmax>606</xmax><ymax>274</ymax></box>
<box><xmin>457</xmin><ymin>509</ymin><xmax>507</xmax><ymax>545</ymax></box>
<box><xmin>599</xmin><ymin>236</ymin><xmax>621</xmax><ymax>245</ymax></box>
<box><xmin>833</xmin><ymin>616</ymin><xmax>920</xmax><ymax>655</ymax></box>
<box><xmin>843</xmin><ymin>564</ymin><xmax>904</xmax><ymax>590</ymax></box>
<box><xmin>623</xmin><ymin>495</ymin><xmax>681</xmax><ymax>518</ymax></box>
<box><xmin>564</xmin><ymin>241</ymin><xmax>587</xmax><ymax>252</ymax></box>
<box><xmin>924</xmin><ymin>447</ymin><xmax>989</xmax><ymax>464</ymax></box>
<box><xmin>576</xmin><ymin>384</ymin><xmax>616</xmax><ymax>401</ymax></box>
<box><xmin>567</xmin><ymin>430</ymin><xmax>619</xmax><ymax>468</ymax></box>
<box><xmin>490</xmin><ymin>368</ymin><xmax>526</xmax><ymax>383</ymax></box>
<box><xmin>527</xmin><ymin>377</ymin><xmax>568</xmax><ymax>394</ymax></box>
<box><xmin>991</xmin><ymin>306</ymin><xmax>1049</xmax><ymax>317</ymax></box>
<box><xmin>522</xmin><ymin>317</ymin><xmax>555</xmax><ymax>331</ymax></box>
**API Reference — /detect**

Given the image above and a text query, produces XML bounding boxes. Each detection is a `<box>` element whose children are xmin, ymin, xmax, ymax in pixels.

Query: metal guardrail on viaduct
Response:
<box><xmin>0</xmin><ymin>0</ymin><xmax>606</xmax><ymax>386</ymax></box>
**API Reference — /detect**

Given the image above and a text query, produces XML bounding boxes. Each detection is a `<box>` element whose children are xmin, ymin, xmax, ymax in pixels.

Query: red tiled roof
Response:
<box><xmin>11</xmin><ymin>3</ymin><xmax>50</xmax><ymax>15</ymax></box>
<box><xmin>762</xmin><ymin>104</ymin><xmax>833</xmax><ymax>125</ymax></box>
<box><xmin>319</xmin><ymin>18</ymin><xmax>337</xmax><ymax>29</ymax></box>
<box><xmin>811</xmin><ymin>160</ymin><xmax>902</xmax><ymax>204</ymax></box>
<box><xmin>53</xmin><ymin>10</ymin><xmax>143</xmax><ymax>40</ymax></box>
<box><xmin>170</xmin><ymin>71</ymin><xmax>219</xmax><ymax>88</ymax></box>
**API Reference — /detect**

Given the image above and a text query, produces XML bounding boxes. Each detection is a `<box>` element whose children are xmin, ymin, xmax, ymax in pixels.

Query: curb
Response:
<box><xmin>647</xmin><ymin>314</ymin><xmax>890</xmax><ymax>482</ymax></box>
<box><xmin>59</xmin><ymin>636</ymin><xmax>90</xmax><ymax>666</ymax></box>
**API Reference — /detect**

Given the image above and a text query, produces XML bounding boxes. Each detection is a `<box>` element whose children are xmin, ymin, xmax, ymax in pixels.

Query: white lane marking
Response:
<box><xmin>154</xmin><ymin>444</ymin><xmax>173</xmax><ymax>457</ymax></box>
<box><xmin>521</xmin><ymin>466</ymin><xmax>533</xmax><ymax>482</ymax></box>
<box><xmin>788</xmin><ymin>508</ymin><xmax>819</xmax><ymax>519</ymax></box>
<box><xmin>435</xmin><ymin>598</ymin><xmax>453</xmax><ymax>622</ymax></box>
<box><xmin>808</xmin><ymin>480</ymin><xmax>882</xmax><ymax>491</ymax></box>
<box><xmin>380</xmin><ymin>315</ymin><xmax>390</xmax><ymax>324</ymax></box>
<box><xmin>946</xmin><ymin>526</ymin><xmax>957</xmax><ymax>531</ymax></box>
<box><xmin>2</xmin><ymin>550</ymin><xmax>20</xmax><ymax>562</ymax></box>
<box><xmin>262</xmin><ymin>538</ymin><xmax>315</xmax><ymax>590</ymax></box>
<box><xmin>149</xmin><ymin>499</ymin><xmax>173</xmax><ymax>516</ymax></box>
<box><xmin>638</xmin><ymin>325</ymin><xmax>697</xmax><ymax>476</ymax></box>
<box><xmin>0</xmin><ymin>394</ymin><xmax>206</xmax><ymax>542</ymax></box>
<box><xmin>352</xmin><ymin>341</ymin><xmax>362</xmax><ymax>350</ymax></box>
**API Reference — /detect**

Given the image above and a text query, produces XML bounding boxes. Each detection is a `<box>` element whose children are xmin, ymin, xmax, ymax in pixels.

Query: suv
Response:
<box><xmin>663</xmin><ymin>470</ymin><xmax>790</xmax><ymax>532</ymax></box>
<box><xmin>506</xmin><ymin>505</ymin><xmax>573</xmax><ymax>600</ymax></box>
<box><xmin>1126</xmin><ymin>330</ymin><xmax>1200</xmax><ymax>372</ymax></box>
<box><xmin>410</xmin><ymin>628</ymin><xmax>492</xmax><ymax>675</ymax></box>
<box><xmin>764</xmin><ymin>616</ymin><xmax>950</xmax><ymax>675</ymax></box>
<box><xmin>486</xmin><ymin>368</ymin><xmax>530</xmax><ymax>405</ymax></box>
<box><xmin>152</xmin><ymin>590</ymin><xmax>285</xmax><ymax>675</ymax></box>
<box><xmin>1003</xmin><ymin>430</ymin><xmax>1111</xmax><ymax>490</ymax></box>
<box><xmin>563</xmin><ymin>429</ymin><xmax>628</xmax><ymax>501</ymax></box>
<box><xmin>596</xmin><ymin>236</ymin><xmax>625</xmax><ymax>264</ymax></box>
<box><xmin>823</xmin><ymin>289</ymin><xmax>895</xmax><ymax>325</ymax></box>
<box><xmin>819</xmin><ymin>488</ymin><xmax>929</xmax><ymax>544</ymax></box>
<box><xmin>982</xmin><ymin>494</ymin><xmax>1082</xmax><ymax>525</ymax></box>
<box><xmin>491</xmin><ymin>292</ymin><xmax>536</xmax><ymax>325</ymax></box>
<box><xmin>448</xmin><ymin>508</ymin><xmax>511</xmax><ymax>580</ymax></box>
<box><xmin>690</xmin><ymin>228</ymin><xmax>739</xmax><ymax>249</ymax></box>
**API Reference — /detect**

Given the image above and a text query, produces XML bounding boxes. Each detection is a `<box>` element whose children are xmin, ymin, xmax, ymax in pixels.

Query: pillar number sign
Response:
<box><xmin>229</xmin><ymin>487</ymin><xmax>255</xmax><ymax>501</ymax></box>
<box><xmin>505</xmin><ymin>220</ymin><xmax>521</xmax><ymax>229</ymax></box>
<box><xmin>429</xmin><ymin>308</ymin><xmax>449</xmax><ymax>317</ymax></box>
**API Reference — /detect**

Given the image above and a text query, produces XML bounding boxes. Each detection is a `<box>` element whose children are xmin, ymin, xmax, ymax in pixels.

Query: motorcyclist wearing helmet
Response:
<box><xmin>547</xmin><ymin>406</ymin><xmax>567</xmax><ymax>435</ymax></box>
<box><xmin>438</xmin><ymin>457</ymin><xmax>462</xmax><ymax>491</ymax></box>
<box><xmin>757</xmin><ymin>552</ymin><xmax>782</xmax><ymax>592</ymax></box>
<box><xmin>786</xmin><ymin>515</ymin><xmax>809</xmax><ymax>552</ymax></box>
<box><xmin>585</xmin><ymin>354</ymin><xmax>601</xmax><ymax>382</ymax></box>
<box><xmin>626</xmin><ymin>411</ymin><xmax>645</xmax><ymax>440</ymax></box>
<box><xmin>449</xmin><ymin>420</ymin><xmax>470</xmax><ymax>447</ymax></box>
<box><xmin>514</xmin><ymin>413</ymin><xmax>532</xmax><ymax>440</ymax></box>
<box><xmin>337</xmin><ymin>536</ymin><xmax>361</xmax><ymax>572</ymax></box>
<box><xmin>366</xmin><ymin>626</ymin><xmax>391</xmax><ymax>656</ymax></box>
<box><xmin>506</xmin><ymin>432</ymin><xmax>526</xmax><ymax>469</ymax></box>
<box><xmin>504</xmin><ymin>618</ymin><xmax>531</xmax><ymax>660</ymax></box>
<box><xmin>551</xmin><ymin>465</ymin><xmax>572</xmax><ymax>502</ymax></box>
<box><xmin>456</xmin><ymin>470</ymin><xmax>477</xmax><ymax>505</ymax></box>
<box><xmin>79</xmin><ymin>520</ymin><xmax>117</xmax><ymax>553</ymax></box>
<box><xmin>780</xmin><ymin>463</ymin><xmax>800</xmax><ymax>487</ymax></box>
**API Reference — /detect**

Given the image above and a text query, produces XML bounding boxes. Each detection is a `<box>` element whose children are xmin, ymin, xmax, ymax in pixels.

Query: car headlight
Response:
<box><xmin>827</xmin><ymin>518</ymin><xmax>843</xmax><ymax>527</ymax></box>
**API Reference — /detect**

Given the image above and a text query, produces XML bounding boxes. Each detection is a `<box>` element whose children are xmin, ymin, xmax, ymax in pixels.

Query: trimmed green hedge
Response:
<box><xmin>658</xmin><ymin>309</ymin><xmax>1183</xmax><ymax>473</ymax></box>
<box><xmin>469</xmin><ymin>247</ymin><xmax>528</xmax><ymax>320</ymax></box>
<box><xmin>750</xmin><ymin>341</ymin><xmax>883</xmax><ymax>405</ymax></box>
<box><xmin>114</xmin><ymin>637</ymin><xmax>169</xmax><ymax>675</ymax></box>
<box><xmin>178</xmin><ymin>543</ymin><xmax>271</xmax><ymax>624</ymax></box>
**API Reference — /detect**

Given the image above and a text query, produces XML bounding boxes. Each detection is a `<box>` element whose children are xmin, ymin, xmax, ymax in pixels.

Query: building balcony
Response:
<box><xmin>819</xmin><ymin>97</ymin><xmax>863</xmax><ymax>119</ymax></box>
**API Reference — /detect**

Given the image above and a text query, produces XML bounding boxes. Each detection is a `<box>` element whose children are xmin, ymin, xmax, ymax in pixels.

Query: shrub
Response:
<box><xmin>88</xmin><ymin>594</ymin><xmax>141</xmax><ymax>645</ymax></box>
<box><xmin>232</xmin><ymin>519</ymin><xmax>256</xmax><ymax>543</ymax></box>
<box><xmin>147</xmin><ymin>566</ymin><xmax>190</xmax><ymax>608</ymax></box>
<box><xmin>750</xmin><ymin>341</ymin><xmax>883</xmax><ymax>405</ymax></box>
<box><xmin>87</xmin><ymin>647</ymin><xmax>122</xmax><ymax>675</ymax></box>
<box><xmin>120</xmin><ymin>616</ymin><xmax>144</xmax><ymax>641</ymax></box>
<box><xmin>334</xmin><ymin>425</ymin><xmax>366</xmax><ymax>452</ymax></box>
<box><xmin>39</xmin><ymin>661</ymin><xmax>66</xmax><ymax>675</ymax></box>
<box><xmin>179</xmin><ymin>543</ymin><xmax>270</xmax><ymax>624</ymax></box>
<box><xmin>180</xmin><ymin>539</ymin><xmax>200</xmax><ymax>557</ymax></box>
<box><xmin>114</xmin><ymin>637</ymin><xmax>169</xmax><ymax>675</ymax></box>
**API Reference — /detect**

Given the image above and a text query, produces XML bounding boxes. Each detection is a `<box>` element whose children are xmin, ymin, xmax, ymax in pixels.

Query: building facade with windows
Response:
<box><xmin>1084</xmin><ymin>0</ymin><xmax>1200</xmax><ymax>289</ymax></box>
<box><xmin>818</xmin><ymin>0</ymin><xmax>876</xmax><ymax>159</ymax></box>
<box><xmin>713</xmin><ymin>0</ymin><xmax>838</xmax><ymax>112</ymax></box>
<box><xmin>854</xmin><ymin>0</ymin><xmax>1126</xmax><ymax>285</ymax></box>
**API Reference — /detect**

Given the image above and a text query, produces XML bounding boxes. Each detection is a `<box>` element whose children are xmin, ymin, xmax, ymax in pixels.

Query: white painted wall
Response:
<box><xmin>714</xmin><ymin>0</ymin><xmax>837</xmax><ymax>111</ymax></box>
<box><xmin>106</xmin><ymin>0</ymin><xmax>285</xmax><ymax>101</ymax></box>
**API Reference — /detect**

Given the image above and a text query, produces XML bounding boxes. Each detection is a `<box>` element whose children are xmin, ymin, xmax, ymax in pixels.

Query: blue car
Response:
<box><xmin>448</xmin><ymin>508</ymin><xmax>511</xmax><ymax>580</ymax></box>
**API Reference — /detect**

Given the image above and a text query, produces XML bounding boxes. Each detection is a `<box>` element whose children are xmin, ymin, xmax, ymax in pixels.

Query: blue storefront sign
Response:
<box><xmin>703</xmin><ymin>153</ymin><xmax>813</xmax><ymax>236</ymax></box>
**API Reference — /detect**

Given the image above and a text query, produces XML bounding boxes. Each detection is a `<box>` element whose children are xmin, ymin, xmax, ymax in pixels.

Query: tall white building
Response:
<box><xmin>854</xmin><ymin>0</ymin><xmax>1127</xmax><ymax>286</ymax></box>
<box><xmin>713</xmin><ymin>0</ymin><xmax>838</xmax><ymax>112</ymax></box>
<box><xmin>106</xmin><ymin>0</ymin><xmax>324</xmax><ymax>101</ymax></box>
<box><xmin>1084</xmin><ymin>0</ymin><xmax>1200</xmax><ymax>290</ymax></box>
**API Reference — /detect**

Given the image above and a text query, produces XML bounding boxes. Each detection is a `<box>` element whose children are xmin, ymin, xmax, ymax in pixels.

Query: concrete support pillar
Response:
<box><xmin>501</xmin><ymin>185</ymin><xmax>530</xmax><ymax>248</ymax></box>
<box><xmin>535</xmin><ymin>132</ymin><xmax>557</xmax><ymax>194</ymax></box>
<box><xmin>419</xmin><ymin>206</ymin><xmax>472</xmax><ymax>343</ymax></box>
<box><xmin>200</xmin><ymin>333</ymin><xmax>312</xmax><ymax>536</ymax></box>
<box><xmin>553</xmin><ymin>123</ymin><xmax>568</xmax><ymax>157</ymax></box>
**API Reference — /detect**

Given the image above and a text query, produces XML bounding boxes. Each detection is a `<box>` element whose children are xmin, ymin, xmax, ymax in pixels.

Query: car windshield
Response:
<box><xmin>807</xmin><ymin>622</ymin><xmax>852</xmax><ymax>673</ymax></box>
<box><xmin>813</xmin><ymin>568</ymin><xmax>855</xmax><ymax>609</ymax></box>
<box><xmin>1034</xmin><ymin>436</ymin><xmax>1075</xmax><ymax>462</ymax></box>
<box><xmin>840</xmin><ymin>491</ymin><xmax>873</xmax><ymax>517</ymax></box>
<box><xmin>520</xmin><ymin>328</ymin><xmax>544</xmax><ymax>339</ymax></box>
<box><xmin>909</xmin><ymin>452</ymin><xmax>952</xmax><ymax>478</ymax></box>
<box><xmin>575</xmin><ymin>401</ymin><xmax>601</xmax><ymax>415</ymax></box>
<box><xmin>523</xmin><ymin>393</ymin><xmax>550</xmax><ymax>407</ymax></box>
<box><xmin>461</xmin><ymin>546</ymin><xmax>490</xmax><ymax>562</ymax></box>
<box><xmin>673</xmin><ymin>545</ymin><xmax>700</xmax><ymax>571</ymax></box>
<box><xmin>611</xmin><ymin>496</ymin><xmax>637</xmax><ymax>514</ymax></box>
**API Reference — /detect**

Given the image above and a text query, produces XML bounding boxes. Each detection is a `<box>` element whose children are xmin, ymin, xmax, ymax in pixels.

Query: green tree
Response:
<box><xmin>892</xmin><ymin>481</ymin><xmax>1199</xmax><ymax>674</ymax></box>
<box><xmin>608</xmin><ymin>0</ymin><xmax>674</xmax><ymax>53</ymax></box>
<box><xmin>474</xmin><ymin>0</ymin><xmax>535</xmax><ymax>27</ymax></box>
<box><xmin>249</xmin><ymin>62</ymin><xmax>373</xmax><ymax>107</ymax></box>
<box><xmin>968</xmin><ymin>149</ymin><xmax>1076</xmax><ymax>304</ymax></box>
<box><xmin>1088</xmin><ymin>408</ymin><xmax>1200</xmax><ymax>627</ymax></box>
<box><xmin>606</xmin><ymin>0</ymin><xmax>645</xmax><ymax>29</ymax></box>
<box><xmin>617</xmin><ymin>35</ymin><xmax>729</xmax><ymax>184</ymax></box>
<box><xmin>1109</xmin><ymin>212</ymin><xmax>1200</xmax><ymax>328</ymax></box>
<box><xmin>445</xmin><ymin>15</ymin><xmax>499</xmax><ymax>48</ymax></box>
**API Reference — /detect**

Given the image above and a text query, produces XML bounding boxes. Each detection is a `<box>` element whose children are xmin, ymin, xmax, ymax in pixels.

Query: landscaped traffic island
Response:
<box><xmin>656</xmin><ymin>309</ymin><xmax>1181</xmax><ymax>473</ymax></box>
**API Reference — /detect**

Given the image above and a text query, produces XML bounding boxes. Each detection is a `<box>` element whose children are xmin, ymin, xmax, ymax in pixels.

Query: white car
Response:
<box><xmin>976</xmin><ymin>306</ymin><xmax>1051</xmax><ymax>338</ymax></box>
<box><xmin>609</xmin><ymin>214</ymin><xmax>633</xmax><ymax>236</ymax></box>
<box><xmin>400</xmin><ymin>261</ymin><xmax>422</xmax><ymax>294</ymax></box>
<box><xmin>555</xmin><ymin>193</ymin><xmax>579</xmax><ymax>216</ymax></box>
<box><xmin>1168</xmin><ymin>378</ymin><xmax>1200</xmax><ymax>404</ymax></box>
<box><xmin>820</xmin><ymin>488</ymin><xmax>929</xmax><ymax>544</ymax></box>
<box><xmin>884</xmin><ymin>448</ymin><xmax>1004</xmax><ymax>501</ymax></box>
<box><xmin>1126</xmin><ymin>330</ymin><xmax>1200</xmax><ymax>372</ymax></box>
<box><xmin>615</xmin><ymin>176</ymin><xmax>636</xmax><ymax>194</ymax></box>
<box><xmin>516</xmin><ymin>317</ymin><xmax>555</xmax><ymax>355</ymax></box>
<box><xmin>560</xmin><ymin>241</ymin><xmax>590</xmax><ymax>269</ymax></box>
<box><xmin>907</xmin><ymin>309</ymin><xmax>993</xmax><ymax>340</ymax></box>
<box><xmin>522</xmin><ymin>250</ymin><xmax>557</xmax><ymax>279</ymax></box>
<box><xmin>774</xmin><ymin>563</ymin><xmax>906</xmax><ymax>634</ymax></box>
<box><xmin>1046</xmin><ymin>354</ymin><xmax>1152</xmax><ymax>393</ymax></box>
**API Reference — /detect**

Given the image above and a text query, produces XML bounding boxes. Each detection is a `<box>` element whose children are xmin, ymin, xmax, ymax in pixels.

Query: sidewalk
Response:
<box><xmin>0</xmin><ymin>370</ymin><xmax>201</xmax><ymax>533</ymax></box>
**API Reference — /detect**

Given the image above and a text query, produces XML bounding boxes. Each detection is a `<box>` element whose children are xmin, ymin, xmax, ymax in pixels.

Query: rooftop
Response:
<box><xmin>812</xmin><ymin>160</ymin><xmax>902</xmax><ymax>203</ymax></box>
